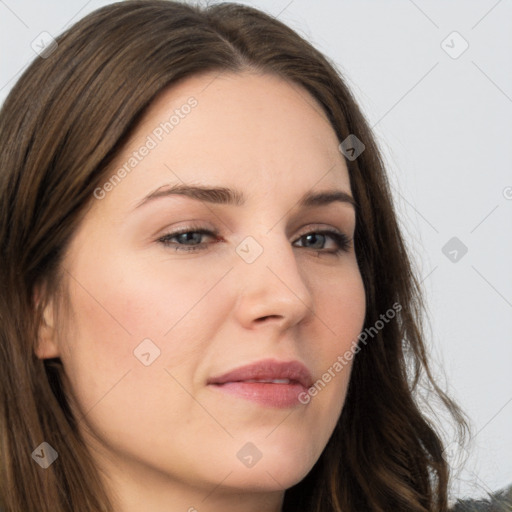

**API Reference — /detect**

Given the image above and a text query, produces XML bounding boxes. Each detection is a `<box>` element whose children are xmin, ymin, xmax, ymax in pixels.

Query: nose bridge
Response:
<box><xmin>233</xmin><ymin>224</ymin><xmax>314</xmax><ymax>326</ymax></box>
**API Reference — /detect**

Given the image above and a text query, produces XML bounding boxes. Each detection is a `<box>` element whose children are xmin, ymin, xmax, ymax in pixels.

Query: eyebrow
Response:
<box><xmin>134</xmin><ymin>183</ymin><xmax>356</xmax><ymax>210</ymax></box>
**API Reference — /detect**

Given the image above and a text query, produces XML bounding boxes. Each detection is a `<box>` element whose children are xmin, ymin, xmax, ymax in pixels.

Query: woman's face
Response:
<box><xmin>42</xmin><ymin>71</ymin><xmax>366</xmax><ymax>508</ymax></box>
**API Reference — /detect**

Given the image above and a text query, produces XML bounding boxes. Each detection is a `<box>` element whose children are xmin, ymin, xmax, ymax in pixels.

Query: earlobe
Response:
<box><xmin>34</xmin><ymin>290</ymin><xmax>61</xmax><ymax>360</ymax></box>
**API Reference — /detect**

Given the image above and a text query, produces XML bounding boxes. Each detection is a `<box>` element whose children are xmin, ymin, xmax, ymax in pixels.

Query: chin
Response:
<box><xmin>222</xmin><ymin>453</ymin><xmax>318</xmax><ymax>492</ymax></box>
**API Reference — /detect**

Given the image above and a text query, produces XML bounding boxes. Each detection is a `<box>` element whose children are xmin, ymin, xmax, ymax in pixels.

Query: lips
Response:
<box><xmin>207</xmin><ymin>359</ymin><xmax>313</xmax><ymax>408</ymax></box>
<box><xmin>207</xmin><ymin>359</ymin><xmax>313</xmax><ymax>388</ymax></box>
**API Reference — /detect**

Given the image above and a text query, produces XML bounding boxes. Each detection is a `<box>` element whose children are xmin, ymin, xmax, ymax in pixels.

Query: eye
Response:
<box><xmin>157</xmin><ymin>226</ymin><xmax>219</xmax><ymax>252</ymax></box>
<box><xmin>293</xmin><ymin>229</ymin><xmax>352</xmax><ymax>254</ymax></box>
<box><xmin>157</xmin><ymin>225</ymin><xmax>352</xmax><ymax>255</ymax></box>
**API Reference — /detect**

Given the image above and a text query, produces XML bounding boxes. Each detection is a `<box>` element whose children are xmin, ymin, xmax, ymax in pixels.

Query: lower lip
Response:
<box><xmin>208</xmin><ymin>382</ymin><xmax>308</xmax><ymax>408</ymax></box>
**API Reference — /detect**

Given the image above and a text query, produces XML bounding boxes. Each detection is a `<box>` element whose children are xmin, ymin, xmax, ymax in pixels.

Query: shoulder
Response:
<box><xmin>450</xmin><ymin>484</ymin><xmax>512</xmax><ymax>512</ymax></box>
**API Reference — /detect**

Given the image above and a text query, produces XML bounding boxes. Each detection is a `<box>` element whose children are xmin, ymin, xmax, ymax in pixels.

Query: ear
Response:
<box><xmin>34</xmin><ymin>285</ymin><xmax>60</xmax><ymax>359</ymax></box>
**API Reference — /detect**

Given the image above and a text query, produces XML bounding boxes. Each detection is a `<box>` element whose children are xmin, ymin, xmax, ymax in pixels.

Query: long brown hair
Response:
<box><xmin>0</xmin><ymin>1</ymin><xmax>468</xmax><ymax>510</ymax></box>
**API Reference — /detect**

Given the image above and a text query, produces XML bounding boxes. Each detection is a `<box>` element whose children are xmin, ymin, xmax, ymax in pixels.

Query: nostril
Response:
<box><xmin>256</xmin><ymin>315</ymin><xmax>279</xmax><ymax>322</ymax></box>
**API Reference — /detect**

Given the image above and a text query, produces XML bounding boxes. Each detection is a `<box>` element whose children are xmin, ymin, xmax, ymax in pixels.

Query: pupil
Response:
<box><xmin>180</xmin><ymin>233</ymin><xmax>199</xmax><ymax>244</ymax></box>
<box><xmin>306</xmin><ymin>233</ymin><xmax>323</xmax><ymax>248</ymax></box>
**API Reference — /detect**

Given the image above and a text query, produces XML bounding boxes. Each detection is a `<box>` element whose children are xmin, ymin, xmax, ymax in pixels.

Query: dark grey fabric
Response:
<box><xmin>450</xmin><ymin>484</ymin><xmax>512</xmax><ymax>511</ymax></box>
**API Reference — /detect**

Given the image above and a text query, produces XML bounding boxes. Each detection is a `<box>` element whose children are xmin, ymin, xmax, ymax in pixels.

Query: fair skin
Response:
<box><xmin>37</xmin><ymin>71</ymin><xmax>366</xmax><ymax>512</ymax></box>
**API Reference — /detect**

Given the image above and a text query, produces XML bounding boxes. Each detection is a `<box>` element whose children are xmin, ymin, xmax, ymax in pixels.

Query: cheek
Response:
<box><xmin>92</xmin><ymin>252</ymin><xmax>230</xmax><ymax>337</ymax></box>
<box><xmin>59</xmin><ymin>249</ymin><xmax>229</xmax><ymax>406</ymax></box>
<box><xmin>305</xmin><ymin>264</ymin><xmax>366</xmax><ymax>414</ymax></box>
<box><xmin>313</xmin><ymin>262</ymin><xmax>366</xmax><ymax>359</ymax></box>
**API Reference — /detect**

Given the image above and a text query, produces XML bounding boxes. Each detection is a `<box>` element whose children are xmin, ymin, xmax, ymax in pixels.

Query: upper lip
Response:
<box><xmin>207</xmin><ymin>358</ymin><xmax>313</xmax><ymax>388</ymax></box>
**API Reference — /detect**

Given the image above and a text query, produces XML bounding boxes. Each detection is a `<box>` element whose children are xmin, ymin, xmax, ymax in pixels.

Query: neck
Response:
<box><xmin>91</xmin><ymin>441</ymin><xmax>285</xmax><ymax>512</ymax></box>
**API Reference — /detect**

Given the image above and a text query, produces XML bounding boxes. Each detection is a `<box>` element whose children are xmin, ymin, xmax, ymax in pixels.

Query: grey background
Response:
<box><xmin>1</xmin><ymin>0</ymin><xmax>511</xmax><ymax>501</ymax></box>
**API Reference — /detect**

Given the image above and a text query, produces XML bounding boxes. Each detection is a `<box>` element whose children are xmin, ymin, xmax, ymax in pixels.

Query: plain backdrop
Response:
<box><xmin>1</xmin><ymin>0</ymin><xmax>511</xmax><ymax>502</ymax></box>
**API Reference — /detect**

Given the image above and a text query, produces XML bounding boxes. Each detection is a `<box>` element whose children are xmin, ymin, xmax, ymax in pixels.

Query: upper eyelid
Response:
<box><xmin>161</xmin><ymin>222</ymin><xmax>349</xmax><ymax>235</ymax></box>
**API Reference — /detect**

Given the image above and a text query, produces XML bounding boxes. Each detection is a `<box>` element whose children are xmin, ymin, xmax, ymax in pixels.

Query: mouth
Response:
<box><xmin>207</xmin><ymin>359</ymin><xmax>313</xmax><ymax>408</ymax></box>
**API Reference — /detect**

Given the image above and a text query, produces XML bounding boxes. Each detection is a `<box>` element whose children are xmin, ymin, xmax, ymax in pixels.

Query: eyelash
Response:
<box><xmin>157</xmin><ymin>224</ymin><xmax>353</xmax><ymax>255</ymax></box>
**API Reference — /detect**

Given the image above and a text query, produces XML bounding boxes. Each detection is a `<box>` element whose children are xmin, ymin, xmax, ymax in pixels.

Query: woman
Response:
<box><xmin>0</xmin><ymin>1</ymin><xmax>479</xmax><ymax>510</ymax></box>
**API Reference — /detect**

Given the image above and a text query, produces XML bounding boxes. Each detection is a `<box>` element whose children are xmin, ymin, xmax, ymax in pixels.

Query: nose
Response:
<box><xmin>232</xmin><ymin>231</ymin><xmax>315</xmax><ymax>332</ymax></box>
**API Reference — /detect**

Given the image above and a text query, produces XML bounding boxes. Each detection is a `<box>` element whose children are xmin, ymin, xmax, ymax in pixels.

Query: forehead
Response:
<box><xmin>100</xmin><ymin>71</ymin><xmax>351</xmax><ymax>211</ymax></box>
